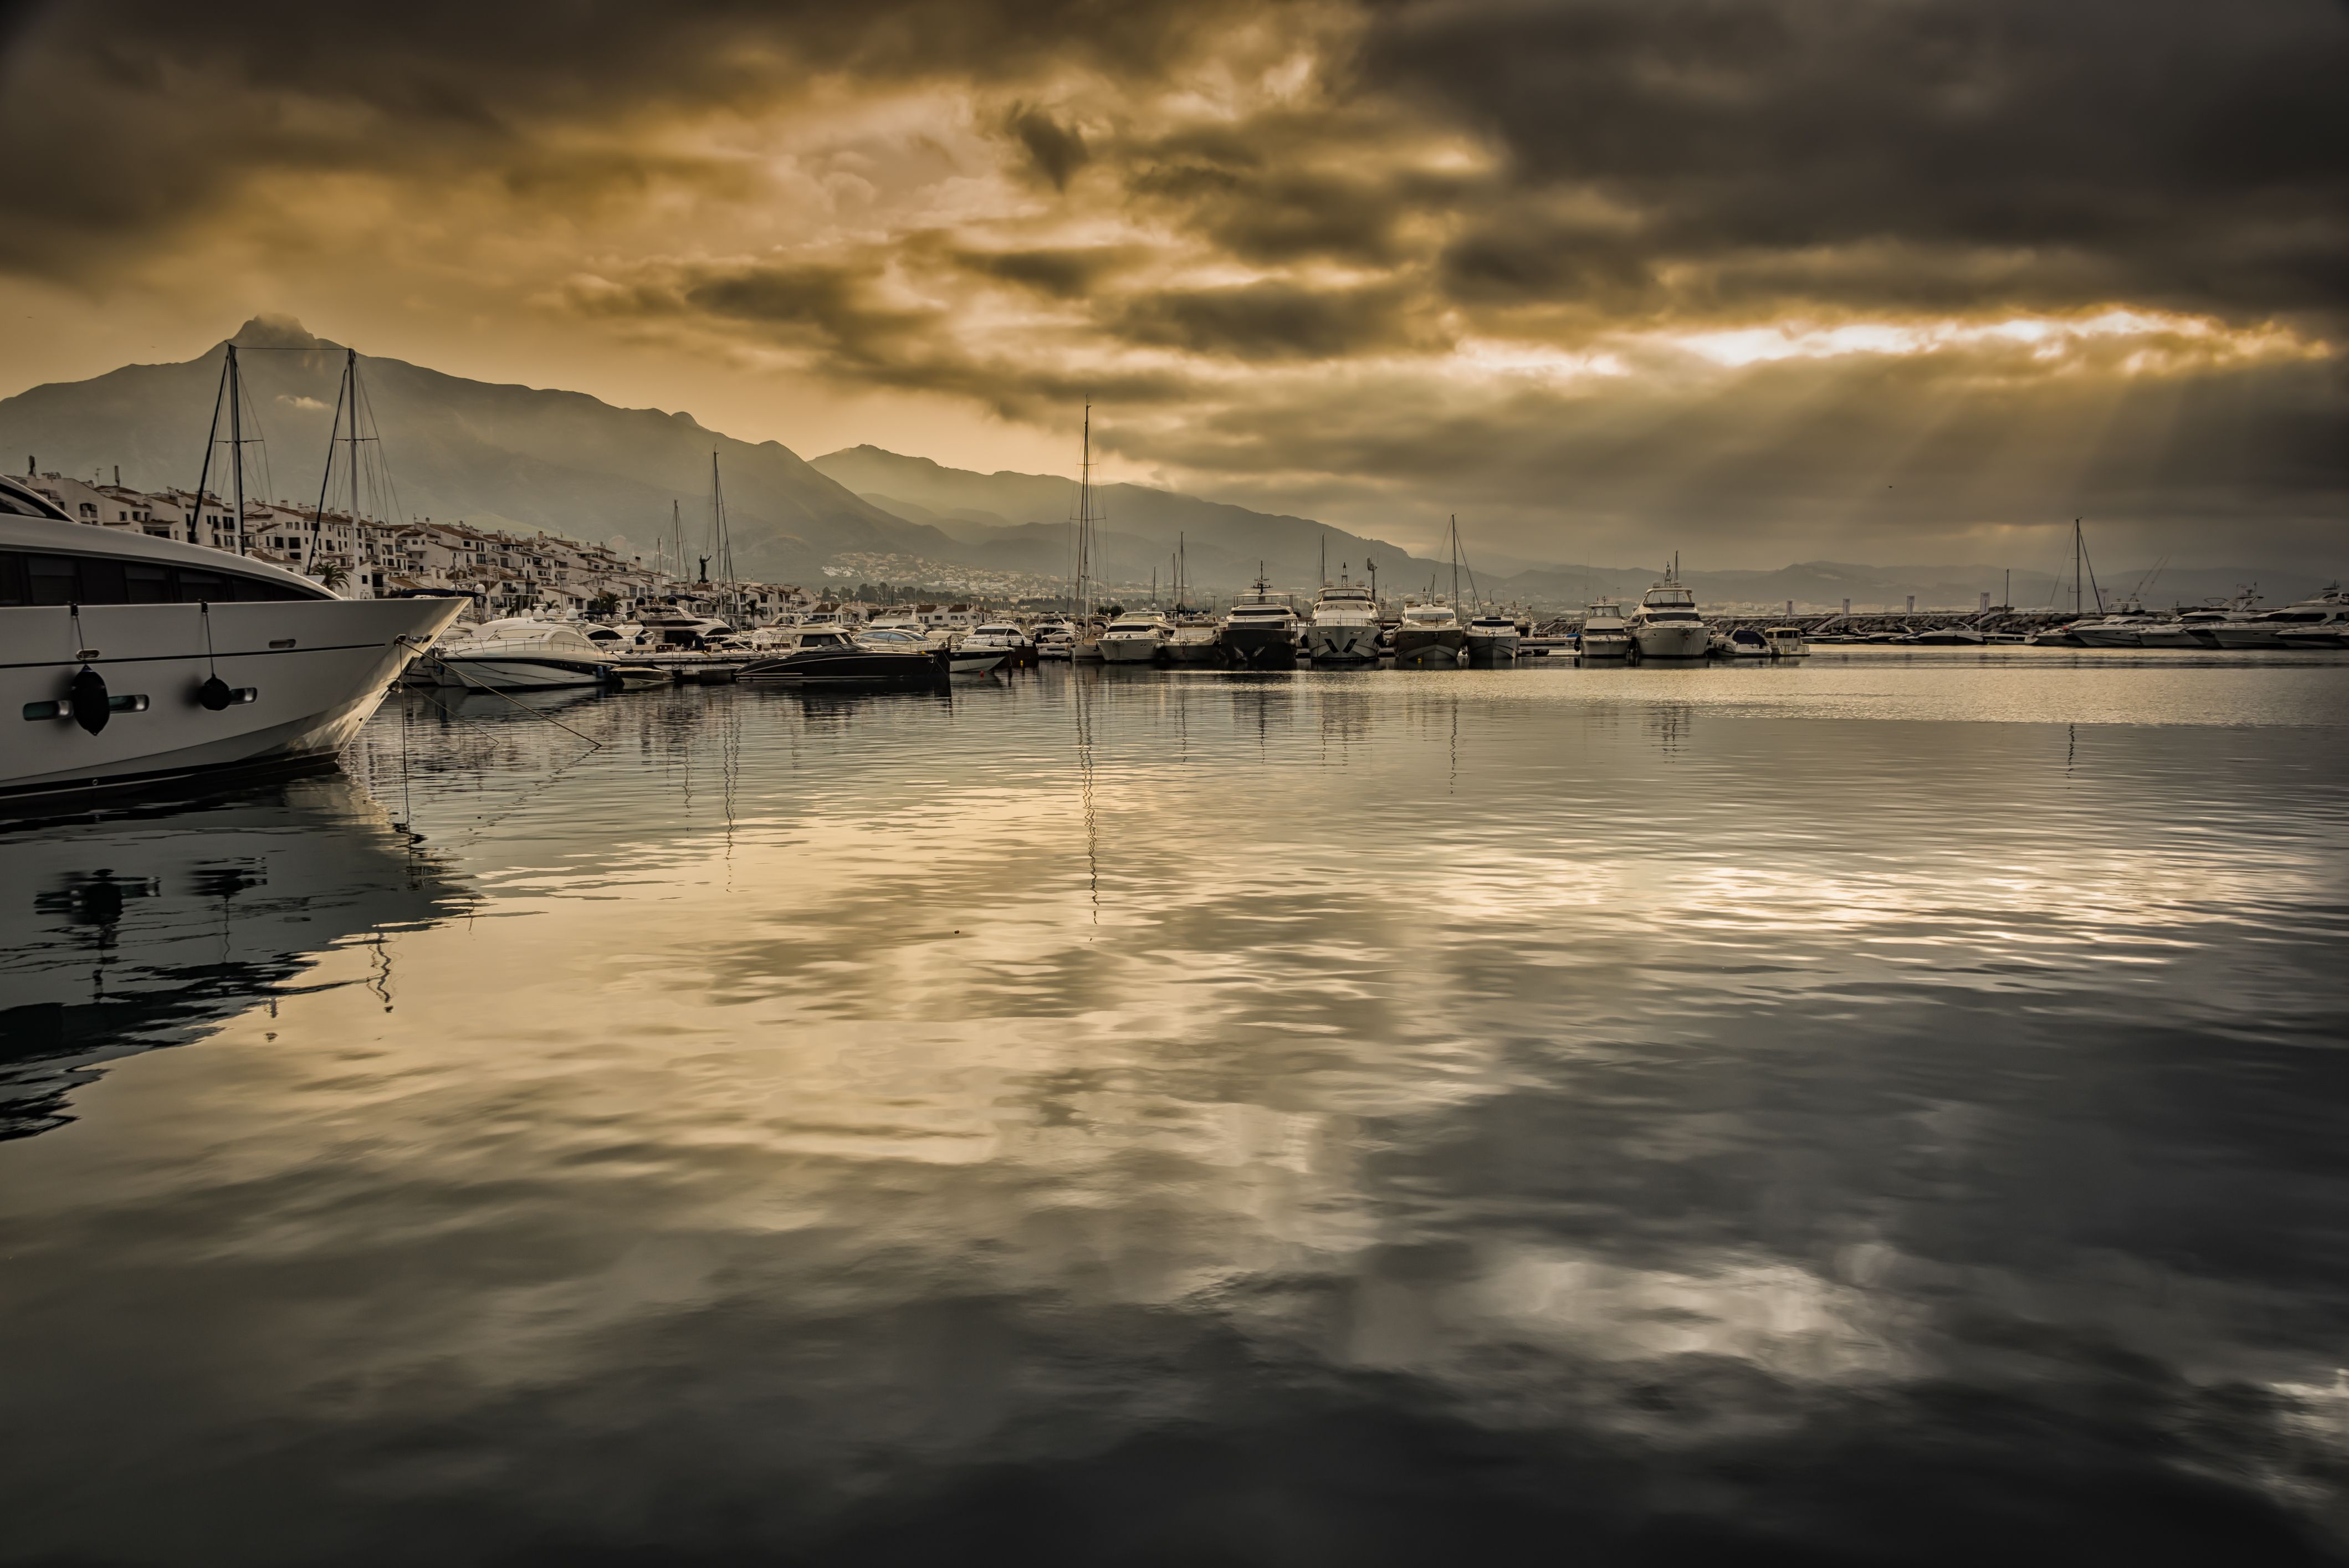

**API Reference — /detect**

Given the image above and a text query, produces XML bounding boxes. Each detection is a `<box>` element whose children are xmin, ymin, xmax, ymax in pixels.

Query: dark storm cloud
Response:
<box><xmin>1121</xmin><ymin>119</ymin><xmax>1437</xmax><ymax>267</ymax></box>
<box><xmin>949</xmin><ymin>245</ymin><xmax>1142</xmax><ymax>299</ymax></box>
<box><xmin>1112</xmin><ymin>280</ymin><xmax>1431</xmax><ymax>361</ymax></box>
<box><xmin>0</xmin><ymin>0</ymin><xmax>1268</xmax><ymax>271</ymax></box>
<box><xmin>1004</xmin><ymin>104</ymin><xmax>1091</xmax><ymax>191</ymax></box>
<box><xmin>564</xmin><ymin>257</ymin><xmax>1195</xmax><ymax>419</ymax></box>
<box><xmin>1361</xmin><ymin>0</ymin><xmax>2349</xmax><ymax>325</ymax></box>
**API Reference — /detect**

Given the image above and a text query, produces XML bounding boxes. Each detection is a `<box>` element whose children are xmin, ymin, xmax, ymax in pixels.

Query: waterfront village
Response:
<box><xmin>15</xmin><ymin>464</ymin><xmax>1000</xmax><ymax>631</ymax></box>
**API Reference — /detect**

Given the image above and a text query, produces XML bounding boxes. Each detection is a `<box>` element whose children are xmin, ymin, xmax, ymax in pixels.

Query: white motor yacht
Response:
<box><xmin>2</xmin><ymin>475</ymin><xmax>460</xmax><ymax>812</ymax></box>
<box><xmin>1391</xmin><ymin>601</ymin><xmax>1465</xmax><ymax>665</ymax></box>
<box><xmin>1163</xmin><ymin>615</ymin><xmax>1224</xmax><ymax>664</ymax></box>
<box><xmin>1304</xmin><ymin>580</ymin><xmax>1381</xmax><ymax>664</ymax></box>
<box><xmin>435</xmin><ymin>619</ymin><xmax>622</xmax><ymax>690</ymax></box>
<box><xmin>1464</xmin><ymin>613</ymin><xmax>1523</xmax><ymax>660</ymax></box>
<box><xmin>961</xmin><ymin>623</ymin><xmax>1036</xmax><ymax>667</ymax></box>
<box><xmin>1099</xmin><ymin>614</ymin><xmax>1172</xmax><ymax>664</ymax></box>
<box><xmin>857</xmin><ymin>624</ymin><xmax>1004</xmax><ymax>674</ymax></box>
<box><xmin>2070</xmin><ymin>597</ymin><xmax>2164</xmax><ymax>648</ymax></box>
<box><xmin>1628</xmin><ymin>573</ymin><xmax>1710</xmax><ymax>659</ymax></box>
<box><xmin>1577</xmin><ymin>599</ymin><xmax>1631</xmax><ymax>658</ymax></box>
<box><xmin>2210</xmin><ymin>586</ymin><xmax>2349</xmax><ymax>649</ymax></box>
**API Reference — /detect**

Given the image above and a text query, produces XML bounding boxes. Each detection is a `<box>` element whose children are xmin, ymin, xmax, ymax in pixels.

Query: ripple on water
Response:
<box><xmin>1</xmin><ymin>663</ymin><xmax>2345</xmax><ymax>1564</ymax></box>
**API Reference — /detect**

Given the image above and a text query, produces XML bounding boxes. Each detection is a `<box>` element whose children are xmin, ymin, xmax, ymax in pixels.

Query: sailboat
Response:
<box><xmin>2029</xmin><ymin>519</ymin><xmax>2106</xmax><ymax>645</ymax></box>
<box><xmin>1163</xmin><ymin>532</ymin><xmax>1222</xmax><ymax>664</ymax></box>
<box><xmin>1392</xmin><ymin>516</ymin><xmax>1470</xmax><ymax>666</ymax></box>
<box><xmin>1068</xmin><ymin>408</ymin><xmax>1106</xmax><ymax>662</ymax></box>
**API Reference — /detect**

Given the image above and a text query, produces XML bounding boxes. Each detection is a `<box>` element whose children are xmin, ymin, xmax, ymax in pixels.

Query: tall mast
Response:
<box><xmin>192</xmin><ymin>350</ymin><xmax>230</xmax><ymax>547</ymax></box>
<box><xmin>1079</xmin><ymin>403</ymin><xmax>1093</xmax><ymax>623</ymax></box>
<box><xmin>227</xmin><ymin>345</ymin><xmax>247</xmax><ymax>556</ymax></box>
<box><xmin>1450</xmin><ymin>515</ymin><xmax>1460</xmax><ymax>610</ymax></box>
<box><xmin>2074</xmin><ymin>519</ymin><xmax>2082</xmax><ymax>617</ymax></box>
<box><xmin>346</xmin><ymin>349</ymin><xmax>361</xmax><ymax>535</ymax></box>
<box><xmin>710</xmin><ymin>450</ymin><xmax>733</xmax><ymax>617</ymax></box>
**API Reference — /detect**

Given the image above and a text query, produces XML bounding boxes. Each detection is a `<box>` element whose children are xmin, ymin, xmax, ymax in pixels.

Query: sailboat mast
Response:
<box><xmin>226</xmin><ymin>345</ymin><xmax>247</xmax><ymax>556</ymax></box>
<box><xmin>1080</xmin><ymin>403</ymin><xmax>1093</xmax><ymax>624</ymax></box>
<box><xmin>2075</xmin><ymin>519</ymin><xmax>2082</xmax><ymax>617</ymax></box>
<box><xmin>346</xmin><ymin>350</ymin><xmax>361</xmax><ymax>535</ymax></box>
<box><xmin>1450</xmin><ymin>515</ymin><xmax>1460</xmax><ymax>609</ymax></box>
<box><xmin>710</xmin><ymin>450</ymin><xmax>734</xmax><ymax>618</ymax></box>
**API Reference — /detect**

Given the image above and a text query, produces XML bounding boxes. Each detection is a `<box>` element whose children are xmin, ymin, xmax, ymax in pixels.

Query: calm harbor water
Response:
<box><xmin>4</xmin><ymin>650</ymin><xmax>2348</xmax><ymax>1566</ymax></box>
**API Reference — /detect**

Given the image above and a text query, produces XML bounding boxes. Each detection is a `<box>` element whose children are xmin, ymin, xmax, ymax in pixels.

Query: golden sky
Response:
<box><xmin>2</xmin><ymin>0</ymin><xmax>2342</xmax><ymax>567</ymax></box>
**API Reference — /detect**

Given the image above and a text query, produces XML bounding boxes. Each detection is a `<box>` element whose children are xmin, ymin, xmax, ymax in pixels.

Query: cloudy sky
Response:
<box><xmin>2</xmin><ymin>0</ymin><xmax>2342</xmax><ymax>568</ymax></box>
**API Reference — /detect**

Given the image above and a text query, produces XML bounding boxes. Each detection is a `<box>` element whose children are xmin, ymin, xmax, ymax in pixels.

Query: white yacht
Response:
<box><xmin>1304</xmin><ymin>579</ymin><xmax>1382</xmax><ymax>664</ymax></box>
<box><xmin>1762</xmin><ymin>625</ymin><xmax>1809</xmax><ymax>657</ymax></box>
<box><xmin>961</xmin><ymin>623</ymin><xmax>1036</xmax><ymax>667</ymax></box>
<box><xmin>2214</xmin><ymin>585</ymin><xmax>2349</xmax><ymax>649</ymax></box>
<box><xmin>1163</xmin><ymin>614</ymin><xmax>1224</xmax><ymax>664</ymax></box>
<box><xmin>2</xmin><ymin>474</ymin><xmax>460</xmax><ymax>812</ymax></box>
<box><xmin>858</xmin><ymin>624</ymin><xmax>1003</xmax><ymax>673</ymax></box>
<box><xmin>1464</xmin><ymin>612</ymin><xmax>1523</xmax><ymax>660</ymax></box>
<box><xmin>2070</xmin><ymin>596</ymin><xmax>2166</xmax><ymax>648</ymax></box>
<box><xmin>1390</xmin><ymin>601</ymin><xmax>1465</xmax><ymax>665</ymax></box>
<box><xmin>433</xmin><ymin>619</ymin><xmax>622</xmax><ymax>689</ymax></box>
<box><xmin>1099</xmin><ymin>614</ymin><xmax>1171</xmax><ymax>664</ymax></box>
<box><xmin>1628</xmin><ymin>573</ymin><xmax>1710</xmax><ymax>659</ymax></box>
<box><xmin>1577</xmin><ymin>599</ymin><xmax>1631</xmax><ymax>659</ymax></box>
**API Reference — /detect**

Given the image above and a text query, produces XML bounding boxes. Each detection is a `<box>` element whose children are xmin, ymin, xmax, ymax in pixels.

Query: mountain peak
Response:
<box><xmin>230</xmin><ymin>315</ymin><xmax>330</xmax><ymax>350</ymax></box>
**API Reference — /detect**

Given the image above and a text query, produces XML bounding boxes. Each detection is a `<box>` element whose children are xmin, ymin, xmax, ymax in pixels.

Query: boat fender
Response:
<box><xmin>197</xmin><ymin>674</ymin><xmax>236</xmax><ymax>710</ymax></box>
<box><xmin>69</xmin><ymin>666</ymin><xmax>110</xmax><ymax>735</ymax></box>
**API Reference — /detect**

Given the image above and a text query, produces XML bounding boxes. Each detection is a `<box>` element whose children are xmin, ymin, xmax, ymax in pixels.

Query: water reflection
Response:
<box><xmin>0</xmin><ymin>663</ymin><xmax>2345</xmax><ymax>1564</ymax></box>
<box><xmin>0</xmin><ymin>774</ymin><xmax>470</xmax><ymax>1139</ymax></box>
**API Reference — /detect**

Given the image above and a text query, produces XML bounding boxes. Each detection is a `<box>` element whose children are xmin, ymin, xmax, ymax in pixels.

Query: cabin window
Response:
<box><xmin>0</xmin><ymin>551</ymin><xmax>315</xmax><ymax>605</ymax></box>
<box><xmin>24</xmin><ymin>554</ymin><xmax>78</xmax><ymax>604</ymax></box>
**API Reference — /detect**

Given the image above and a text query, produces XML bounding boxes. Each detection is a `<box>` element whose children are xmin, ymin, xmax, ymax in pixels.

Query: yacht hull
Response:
<box><xmin>436</xmin><ymin>653</ymin><xmax>616</xmax><ymax>690</ymax></box>
<box><xmin>1578</xmin><ymin>631</ymin><xmax>1631</xmax><ymax>658</ymax></box>
<box><xmin>1392</xmin><ymin>627</ymin><xmax>1465</xmax><ymax>665</ymax></box>
<box><xmin>1221</xmin><ymin>627</ymin><xmax>1298</xmax><ymax>667</ymax></box>
<box><xmin>3</xmin><ymin>597</ymin><xmax>460</xmax><ymax>812</ymax></box>
<box><xmin>1303</xmin><ymin>623</ymin><xmax>1381</xmax><ymax>663</ymax></box>
<box><xmin>1465</xmin><ymin>630</ymin><xmax>1522</xmax><ymax>660</ymax></box>
<box><xmin>1099</xmin><ymin>637</ymin><xmax>1164</xmax><ymax>664</ymax></box>
<box><xmin>2209</xmin><ymin>627</ymin><xmax>2286</xmax><ymax>649</ymax></box>
<box><xmin>1162</xmin><ymin>634</ymin><xmax>1222</xmax><ymax>664</ymax></box>
<box><xmin>1631</xmin><ymin>623</ymin><xmax>1710</xmax><ymax>659</ymax></box>
<box><xmin>739</xmin><ymin>648</ymin><xmax>947</xmax><ymax>688</ymax></box>
<box><xmin>2071</xmin><ymin>628</ymin><xmax>2144</xmax><ymax>648</ymax></box>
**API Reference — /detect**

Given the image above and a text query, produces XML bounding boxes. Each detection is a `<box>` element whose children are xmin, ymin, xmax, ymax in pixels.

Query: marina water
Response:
<box><xmin>4</xmin><ymin>652</ymin><xmax>2348</xmax><ymax>1565</ymax></box>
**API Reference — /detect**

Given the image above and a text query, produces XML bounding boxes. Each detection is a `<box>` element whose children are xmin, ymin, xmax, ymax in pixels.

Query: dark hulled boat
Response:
<box><xmin>1218</xmin><ymin>573</ymin><xmax>1300</xmax><ymax>667</ymax></box>
<box><xmin>738</xmin><ymin>627</ymin><xmax>946</xmax><ymax>689</ymax></box>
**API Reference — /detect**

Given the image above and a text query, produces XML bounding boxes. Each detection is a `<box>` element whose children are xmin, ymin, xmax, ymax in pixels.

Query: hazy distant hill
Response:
<box><xmin>0</xmin><ymin>317</ymin><xmax>949</xmax><ymax>580</ymax></box>
<box><xmin>7</xmin><ymin>326</ymin><xmax>2317</xmax><ymax>609</ymax></box>
<box><xmin>812</xmin><ymin>445</ymin><xmax>1444</xmax><ymax>591</ymax></box>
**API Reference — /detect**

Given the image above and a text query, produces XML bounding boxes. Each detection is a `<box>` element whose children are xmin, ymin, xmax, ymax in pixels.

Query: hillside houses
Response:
<box><xmin>14</xmin><ymin>462</ymin><xmax>842</xmax><ymax>623</ymax></box>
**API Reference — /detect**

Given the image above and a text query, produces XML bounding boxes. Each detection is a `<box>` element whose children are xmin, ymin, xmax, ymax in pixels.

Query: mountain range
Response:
<box><xmin>1</xmin><ymin>320</ymin><xmax>2327</xmax><ymax>611</ymax></box>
